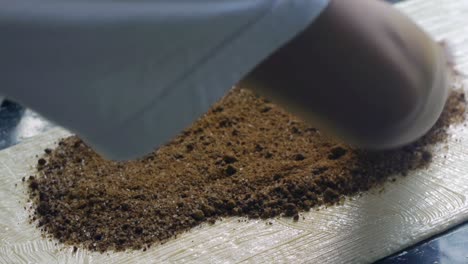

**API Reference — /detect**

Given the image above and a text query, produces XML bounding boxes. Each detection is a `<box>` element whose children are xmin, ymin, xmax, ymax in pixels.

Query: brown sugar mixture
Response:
<box><xmin>26</xmin><ymin>87</ymin><xmax>466</xmax><ymax>252</ymax></box>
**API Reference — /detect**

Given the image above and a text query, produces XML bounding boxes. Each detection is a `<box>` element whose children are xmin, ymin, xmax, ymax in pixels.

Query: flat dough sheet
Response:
<box><xmin>2</xmin><ymin>0</ymin><xmax>468</xmax><ymax>263</ymax></box>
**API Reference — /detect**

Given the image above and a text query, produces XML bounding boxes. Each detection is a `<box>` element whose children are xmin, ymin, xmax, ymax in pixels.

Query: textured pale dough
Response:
<box><xmin>2</xmin><ymin>0</ymin><xmax>468</xmax><ymax>263</ymax></box>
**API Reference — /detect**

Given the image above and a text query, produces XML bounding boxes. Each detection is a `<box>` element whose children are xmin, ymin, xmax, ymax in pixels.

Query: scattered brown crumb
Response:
<box><xmin>27</xmin><ymin>87</ymin><xmax>466</xmax><ymax>252</ymax></box>
<box><xmin>37</xmin><ymin>158</ymin><xmax>46</xmax><ymax>166</ymax></box>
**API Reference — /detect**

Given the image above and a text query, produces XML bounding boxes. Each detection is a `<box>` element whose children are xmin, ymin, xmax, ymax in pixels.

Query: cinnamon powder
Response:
<box><xmin>27</xmin><ymin>87</ymin><xmax>466</xmax><ymax>252</ymax></box>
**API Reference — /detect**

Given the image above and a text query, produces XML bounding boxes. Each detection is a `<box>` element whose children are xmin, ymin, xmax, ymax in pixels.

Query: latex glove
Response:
<box><xmin>242</xmin><ymin>0</ymin><xmax>450</xmax><ymax>149</ymax></box>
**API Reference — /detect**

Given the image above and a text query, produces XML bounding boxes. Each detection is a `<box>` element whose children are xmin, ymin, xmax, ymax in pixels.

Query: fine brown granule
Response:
<box><xmin>27</xmin><ymin>87</ymin><xmax>466</xmax><ymax>252</ymax></box>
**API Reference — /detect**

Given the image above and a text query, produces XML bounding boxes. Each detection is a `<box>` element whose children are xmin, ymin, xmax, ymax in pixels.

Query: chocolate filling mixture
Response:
<box><xmin>26</xmin><ymin>87</ymin><xmax>466</xmax><ymax>252</ymax></box>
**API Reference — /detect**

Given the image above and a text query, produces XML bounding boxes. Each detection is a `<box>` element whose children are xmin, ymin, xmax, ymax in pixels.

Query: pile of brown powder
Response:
<box><xmin>26</xmin><ymin>87</ymin><xmax>466</xmax><ymax>252</ymax></box>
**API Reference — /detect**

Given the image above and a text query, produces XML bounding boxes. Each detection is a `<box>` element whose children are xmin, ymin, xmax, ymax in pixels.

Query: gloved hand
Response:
<box><xmin>241</xmin><ymin>0</ymin><xmax>450</xmax><ymax>149</ymax></box>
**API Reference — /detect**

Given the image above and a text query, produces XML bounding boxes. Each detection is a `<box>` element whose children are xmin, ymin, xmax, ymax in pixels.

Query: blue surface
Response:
<box><xmin>377</xmin><ymin>224</ymin><xmax>468</xmax><ymax>263</ymax></box>
<box><xmin>1</xmin><ymin>0</ymin><xmax>468</xmax><ymax>262</ymax></box>
<box><xmin>0</xmin><ymin>101</ymin><xmax>25</xmax><ymax>149</ymax></box>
